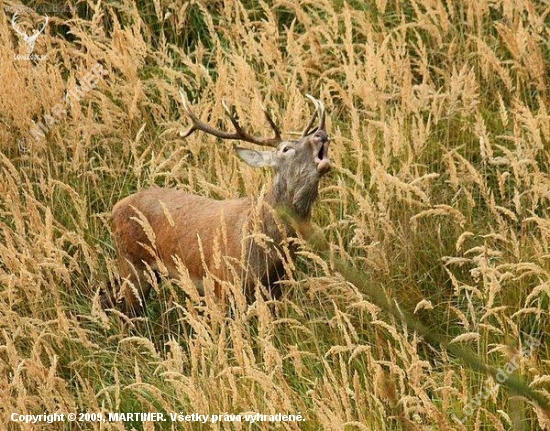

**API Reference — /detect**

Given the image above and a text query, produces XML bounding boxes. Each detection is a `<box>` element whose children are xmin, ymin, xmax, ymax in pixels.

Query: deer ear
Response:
<box><xmin>235</xmin><ymin>147</ymin><xmax>276</xmax><ymax>168</ymax></box>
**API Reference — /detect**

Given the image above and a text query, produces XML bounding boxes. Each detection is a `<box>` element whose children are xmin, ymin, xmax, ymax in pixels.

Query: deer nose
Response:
<box><xmin>312</xmin><ymin>131</ymin><xmax>331</xmax><ymax>175</ymax></box>
<box><xmin>312</xmin><ymin>130</ymin><xmax>329</xmax><ymax>143</ymax></box>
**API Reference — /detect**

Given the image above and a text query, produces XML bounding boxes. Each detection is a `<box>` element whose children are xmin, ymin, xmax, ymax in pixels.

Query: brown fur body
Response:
<box><xmin>112</xmin><ymin>188</ymin><xmax>291</xmax><ymax>311</ymax></box>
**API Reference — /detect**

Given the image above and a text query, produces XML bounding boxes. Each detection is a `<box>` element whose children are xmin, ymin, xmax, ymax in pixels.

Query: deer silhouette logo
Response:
<box><xmin>11</xmin><ymin>12</ymin><xmax>49</xmax><ymax>55</ymax></box>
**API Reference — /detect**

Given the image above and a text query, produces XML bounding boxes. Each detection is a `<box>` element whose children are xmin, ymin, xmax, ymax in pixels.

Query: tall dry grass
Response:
<box><xmin>0</xmin><ymin>0</ymin><xmax>549</xmax><ymax>429</ymax></box>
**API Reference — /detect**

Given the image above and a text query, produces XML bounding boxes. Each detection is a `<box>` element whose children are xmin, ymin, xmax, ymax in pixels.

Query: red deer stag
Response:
<box><xmin>109</xmin><ymin>92</ymin><xmax>331</xmax><ymax>314</ymax></box>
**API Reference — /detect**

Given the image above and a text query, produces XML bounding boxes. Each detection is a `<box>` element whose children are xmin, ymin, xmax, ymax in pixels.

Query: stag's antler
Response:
<box><xmin>179</xmin><ymin>90</ymin><xmax>282</xmax><ymax>148</ymax></box>
<box><xmin>301</xmin><ymin>94</ymin><xmax>326</xmax><ymax>137</ymax></box>
<box><xmin>11</xmin><ymin>13</ymin><xmax>27</xmax><ymax>38</ymax></box>
<box><xmin>32</xmin><ymin>15</ymin><xmax>49</xmax><ymax>38</ymax></box>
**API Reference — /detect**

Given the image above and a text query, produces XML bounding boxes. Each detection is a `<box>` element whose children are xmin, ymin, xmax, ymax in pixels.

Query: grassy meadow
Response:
<box><xmin>1</xmin><ymin>0</ymin><xmax>550</xmax><ymax>429</ymax></box>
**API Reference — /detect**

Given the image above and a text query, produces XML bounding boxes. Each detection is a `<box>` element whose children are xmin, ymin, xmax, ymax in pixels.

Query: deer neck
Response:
<box><xmin>265</xmin><ymin>177</ymin><xmax>319</xmax><ymax>222</ymax></box>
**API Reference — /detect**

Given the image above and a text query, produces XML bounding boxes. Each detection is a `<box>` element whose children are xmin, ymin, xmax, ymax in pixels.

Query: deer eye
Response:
<box><xmin>282</xmin><ymin>146</ymin><xmax>292</xmax><ymax>153</ymax></box>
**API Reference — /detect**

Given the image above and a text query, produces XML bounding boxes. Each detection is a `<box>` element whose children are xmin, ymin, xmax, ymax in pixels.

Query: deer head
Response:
<box><xmin>180</xmin><ymin>92</ymin><xmax>331</xmax><ymax>219</ymax></box>
<box><xmin>11</xmin><ymin>12</ymin><xmax>49</xmax><ymax>55</ymax></box>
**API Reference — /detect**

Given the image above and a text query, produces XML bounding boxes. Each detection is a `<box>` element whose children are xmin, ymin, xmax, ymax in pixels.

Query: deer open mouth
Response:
<box><xmin>315</xmin><ymin>140</ymin><xmax>331</xmax><ymax>174</ymax></box>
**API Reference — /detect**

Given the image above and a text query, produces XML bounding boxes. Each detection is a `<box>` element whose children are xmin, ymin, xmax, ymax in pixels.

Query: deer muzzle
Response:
<box><xmin>312</xmin><ymin>130</ymin><xmax>331</xmax><ymax>174</ymax></box>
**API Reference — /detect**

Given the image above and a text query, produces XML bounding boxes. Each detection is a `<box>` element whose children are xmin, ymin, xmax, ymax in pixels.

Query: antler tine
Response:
<box><xmin>260</xmin><ymin>101</ymin><xmax>282</xmax><ymax>143</ymax></box>
<box><xmin>179</xmin><ymin>90</ymin><xmax>238</xmax><ymax>140</ymax></box>
<box><xmin>221</xmin><ymin>100</ymin><xmax>244</xmax><ymax>135</ymax></box>
<box><xmin>179</xmin><ymin>90</ymin><xmax>201</xmax><ymax>139</ymax></box>
<box><xmin>221</xmin><ymin>100</ymin><xmax>280</xmax><ymax>147</ymax></box>
<box><xmin>35</xmin><ymin>15</ymin><xmax>49</xmax><ymax>35</ymax></box>
<box><xmin>179</xmin><ymin>89</ymin><xmax>281</xmax><ymax>147</ymax></box>
<box><xmin>11</xmin><ymin>13</ymin><xmax>27</xmax><ymax>38</ymax></box>
<box><xmin>301</xmin><ymin>94</ymin><xmax>326</xmax><ymax>137</ymax></box>
<box><xmin>315</xmin><ymin>97</ymin><xmax>326</xmax><ymax>131</ymax></box>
